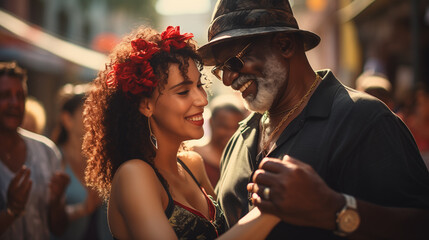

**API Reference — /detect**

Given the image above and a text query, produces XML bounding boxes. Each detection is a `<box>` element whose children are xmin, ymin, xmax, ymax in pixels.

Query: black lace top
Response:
<box><xmin>164</xmin><ymin>159</ymin><xmax>227</xmax><ymax>239</ymax></box>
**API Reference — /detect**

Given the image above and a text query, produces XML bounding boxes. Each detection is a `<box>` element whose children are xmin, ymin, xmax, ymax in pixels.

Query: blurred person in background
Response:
<box><xmin>193</xmin><ymin>94</ymin><xmax>246</xmax><ymax>187</ymax></box>
<box><xmin>21</xmin><ymin>96</ymin><xmax>47</xmax><ymax>135</ymax></box>
<box><xmin>50</xmin><ymin>83</ymin><xmax>112</xmax><ymax>240</ymax></box>
<box><xmin>398</xmin><ymin>83</ymin><xmax>429</xmax><ymax>170</ymax></box>
<box><xmin>355</xmin><ymin>71</ymin><xmax>396</xmax><ymax>111</ymax></box>
<box><xmin>0</xmin><ymin>61</ymin><xmax>69</xmax><ymax>240</ymax></box>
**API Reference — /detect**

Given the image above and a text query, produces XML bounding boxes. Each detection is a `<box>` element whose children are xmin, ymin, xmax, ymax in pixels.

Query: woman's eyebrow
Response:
<box><xmin>169</xmin><ymin>80</ymin><xmax>193</xmax><ymax>90</ymax></box>
<box><xmin>169</xmin><ymin>73</ymin><xmax>201</xmax><ymax>90</ymax></box>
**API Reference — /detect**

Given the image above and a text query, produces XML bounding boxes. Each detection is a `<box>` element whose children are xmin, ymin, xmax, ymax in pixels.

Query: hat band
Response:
<box><xmin>208</xmin><ymin>8</ymin><xmax>299</xmax><ymax>41</ymax></box>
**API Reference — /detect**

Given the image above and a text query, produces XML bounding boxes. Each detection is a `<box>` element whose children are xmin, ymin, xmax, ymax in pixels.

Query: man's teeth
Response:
<box><xmin>239</xmin><ymin>80</ymin><xmax>252</xmax><ymax>92</ymax></box>
<box><xmin>187</xmin><ymin>115</ymin><xmax>203</xmax><ymax>121</ymax></box>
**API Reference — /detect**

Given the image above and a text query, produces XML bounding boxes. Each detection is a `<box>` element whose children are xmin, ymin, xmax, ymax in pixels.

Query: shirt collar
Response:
<box><xmin>238</xmin><ymin>69</ymin><xmax>341</xmax><ymax>129</ymax></box>
<box><xmin>304</xmin><ymin>69</ymin><xmax>340</xmax><ymax>119</ymax></box>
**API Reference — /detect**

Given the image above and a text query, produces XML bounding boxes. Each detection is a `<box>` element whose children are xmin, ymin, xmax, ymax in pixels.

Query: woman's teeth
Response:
<box><xmin>187</xmin><ymin>115</ymin><xmax>203</xmax><ymax>121</ymax></box>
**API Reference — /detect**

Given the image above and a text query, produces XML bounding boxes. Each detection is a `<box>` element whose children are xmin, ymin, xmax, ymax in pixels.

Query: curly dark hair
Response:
<box><xmin>83</xmin><ymin>26</ymin><xmax>202</xmax><ymax>200</ymax></box>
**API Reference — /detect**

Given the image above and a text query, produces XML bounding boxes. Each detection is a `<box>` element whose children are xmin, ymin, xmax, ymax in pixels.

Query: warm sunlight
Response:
<box><xmin>155</xmin><ymin>0</ymin><xmax>211</xmax><ymax>15</ymax></box>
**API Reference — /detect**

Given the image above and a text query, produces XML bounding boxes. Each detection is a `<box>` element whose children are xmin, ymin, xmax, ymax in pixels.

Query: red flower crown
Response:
<box><xmin>106</xmin><ymin>26</ymin><xmax>194</xmax><ymax>95</ymax></box>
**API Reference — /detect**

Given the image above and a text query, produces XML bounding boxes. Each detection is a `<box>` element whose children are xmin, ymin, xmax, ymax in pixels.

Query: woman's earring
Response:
<box><xmin>148</xmin><ymin>118</ymin><xmax>158</xmax><ymax>149</ymax></box>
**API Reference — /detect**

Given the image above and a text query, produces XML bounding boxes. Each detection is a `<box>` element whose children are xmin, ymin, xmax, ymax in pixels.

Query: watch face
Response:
<box><xmin>339</xmin><ymin>209</ymin><xmax>360</xmax><ymax>233</ymax></box>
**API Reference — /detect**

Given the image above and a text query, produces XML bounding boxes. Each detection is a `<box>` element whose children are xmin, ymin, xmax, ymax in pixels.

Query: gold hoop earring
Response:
<box><xmin>148</xmin><ymin>118</ymin><xmax>158</xmax><ymax>149</ymax></box>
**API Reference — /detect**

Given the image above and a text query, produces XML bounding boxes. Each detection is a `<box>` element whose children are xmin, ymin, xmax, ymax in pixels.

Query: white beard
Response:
<box><xmin>235</xmin><ymin>55</ymin><xmax>287</xmax><ymax>113</ymax></box>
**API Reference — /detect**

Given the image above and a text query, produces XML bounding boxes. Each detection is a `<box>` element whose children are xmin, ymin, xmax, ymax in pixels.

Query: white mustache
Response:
<box><xmin>233</xmin><ymin>74</ymin><xmax>259</xmax><ymax>90</ymax></box>
<box><xmin>239</xmin><ymin>55</ymin><xmax>287</xmax><ymax>113</ymax></box>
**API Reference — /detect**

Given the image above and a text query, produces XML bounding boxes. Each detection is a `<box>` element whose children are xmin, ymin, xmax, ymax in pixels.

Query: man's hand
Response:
<box><xmin>48</xmin><ymin>171</ymin><xmax>70</xmax><ymax>235</ymax></box>
<box><xmin>247</xmin><ymin>155</ymin><xmax>343</xmax><ymax>230</ymax></box>
<box><xmin>7</xmin><ymin>166</ymin><xmax>32</xmax><ymax>217</ymax></box>
<box><xmin>49</xmin><ymin>171</ymin><xmax>70</xmax><ymax>205</ymax></box>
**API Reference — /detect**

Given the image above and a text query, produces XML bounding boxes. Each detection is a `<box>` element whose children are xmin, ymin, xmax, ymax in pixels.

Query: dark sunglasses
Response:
<box><xmin>211</xmin><ymin>43</ymin><xmax>252</xmax><ymax>80</ymax></box>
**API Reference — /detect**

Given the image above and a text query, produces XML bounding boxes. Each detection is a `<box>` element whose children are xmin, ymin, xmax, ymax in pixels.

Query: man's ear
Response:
<box><xmin>139</xmin><ymin>97</ymin><xmax>154</xmax><ymax>117</ymax></box>
<box><xmin>273</xmin><ymin>33</ymin><xmax>296</xmax><ymax>58</ymax></box>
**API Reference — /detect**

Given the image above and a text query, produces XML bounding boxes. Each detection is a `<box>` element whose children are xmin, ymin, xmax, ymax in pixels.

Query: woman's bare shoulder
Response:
<box><xmin>177</xmin><ymin>151</ymin><xmax>209</xmax><ymax>185</ymax></box>
<box><xmin>177</xmin><ymin>151</ymin><xmax>204</xmax><ymax>169</ymax></box>
<box><xmin>111</xmin><ymin>159</ymin><xmax>161</xmax><ymax>198</ymax></box>
<box><xmin>109</xmin><ymin>159</ymin><xmax>174</xmax><ymax>239</ymax></box>
<box><xmin>114</xmin><ymin>159</ymin><xmax>156</xmax><ymax>179</ymax></box>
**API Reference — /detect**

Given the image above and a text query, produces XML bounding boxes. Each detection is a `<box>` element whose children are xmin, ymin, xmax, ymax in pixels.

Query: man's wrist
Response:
<box><xmin>319</xmin><ymin>191</ymin><xmax>345</xmax><ymax>231</ymax></box>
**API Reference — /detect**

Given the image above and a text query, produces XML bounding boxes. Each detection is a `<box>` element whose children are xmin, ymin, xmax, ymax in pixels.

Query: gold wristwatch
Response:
<box><xmin>334</xmin><ymin>194</ymin><xmax>360</xmax><ymax>236</ymax></box>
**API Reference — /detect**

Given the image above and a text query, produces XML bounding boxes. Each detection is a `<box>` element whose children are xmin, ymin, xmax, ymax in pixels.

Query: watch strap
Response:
<box><xmin>344</xmin><ymin>194</ymin><xmax>357</xmax><ymax>209</ymax></box>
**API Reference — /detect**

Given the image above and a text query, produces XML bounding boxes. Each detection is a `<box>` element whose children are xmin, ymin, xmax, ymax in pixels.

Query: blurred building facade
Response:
<box><xmin>0</xmin><ymin>0</ymin><xmax>158</xmax><ymax>135</ymax></box>
<box><xmin>351</xmin><ymin>0</ymin><xmax>429</xmax><ymax>107</ymax></box>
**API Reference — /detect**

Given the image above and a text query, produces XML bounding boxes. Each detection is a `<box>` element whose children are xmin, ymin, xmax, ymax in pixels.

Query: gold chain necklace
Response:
<box><xmin>260</xmin><ymin>74</ymin><xmax>321</xmax><ymax>156</ymax></box>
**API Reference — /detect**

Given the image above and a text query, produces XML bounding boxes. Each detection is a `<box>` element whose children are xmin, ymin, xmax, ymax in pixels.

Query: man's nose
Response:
<box><xmin>222</xmin><ymin>70</ymin><xmax>240</xmax><ymax>87</ymax></box>
<box><xmin>8</xmin><ymin>94</ymin><xmax>20</xmax><ymax>105</ymax></box>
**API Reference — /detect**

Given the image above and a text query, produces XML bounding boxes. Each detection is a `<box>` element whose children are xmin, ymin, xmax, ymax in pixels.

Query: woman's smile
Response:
<box><xmin>185</xmin><ymin>112</ymin><xmax>204</xmax><ymax>127</ymax></box>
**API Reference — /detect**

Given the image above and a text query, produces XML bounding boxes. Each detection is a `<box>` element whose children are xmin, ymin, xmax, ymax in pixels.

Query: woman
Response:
<box><xmin>51</xmin><ymin>84</ymin><xmax>111</xmax><ymax>240</ymax></box>
<box><xmin>83</xmin><ymin>26</ymin><xmax>278</xmax><ymax>239</ymax></box>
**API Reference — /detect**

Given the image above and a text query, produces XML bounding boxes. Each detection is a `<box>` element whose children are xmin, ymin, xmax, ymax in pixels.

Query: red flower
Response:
<box><xmin>113</xmin><ymin>60</ymin><xmax>158</xmax><ymax>95</ymax></box>
<box><xmin>108</xmin><ymin>38</ymin><xmax>160</xmax><ymax>95</ymax></box>
<box><xmin>130</xmin><ymin>39</ymin><xmax>159</xmax><ymax>63</ymax></box>
<box><xmin>106</xmin><ymin>26</ymin><xmax>194</xmax><ymax>96</ymax></box>
<box><xmin>161</xmin><ymin>26</ymin><xmax>194</xmax><ymax>52</ymax></box>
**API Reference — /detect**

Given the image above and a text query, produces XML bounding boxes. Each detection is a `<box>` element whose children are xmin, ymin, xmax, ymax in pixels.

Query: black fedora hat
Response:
<box><xmin>198</xmin><ymin>0</ymin><xmax>321</xmax><ymax>66</ymax></box>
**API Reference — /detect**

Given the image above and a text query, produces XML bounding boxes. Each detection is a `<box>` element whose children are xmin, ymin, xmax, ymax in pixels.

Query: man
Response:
<box><xmin>355</xmin><ymin>71</ymin><xmax>395</xmax><ymax>111</ymax></box>
<box><xmin>198</xmin><ymin>0</ymin><xmax>429</xmax><ymax>239</ymax></box>
<box><xmin>0</xmin><ymin>62</ymin><xmax>69</xmax><ymax>239</ymax></box>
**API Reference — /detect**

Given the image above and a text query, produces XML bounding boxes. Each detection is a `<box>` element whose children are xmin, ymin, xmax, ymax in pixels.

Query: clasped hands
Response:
<box><xmin>6</xmin><ymin>166</ymin><xmax>70</xmax><ymax>218</ymax></box>
<box><xmin>247</xmin><ymin>155</ymin><xmax>344</xmax><ymax>230</ymax></box>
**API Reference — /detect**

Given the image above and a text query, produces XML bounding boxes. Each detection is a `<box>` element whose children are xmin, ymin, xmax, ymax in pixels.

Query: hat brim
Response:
<box><xmin>198</xmin><ymin>27</ymin><xmax>320</xmax><ymax>66</ymax></box>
